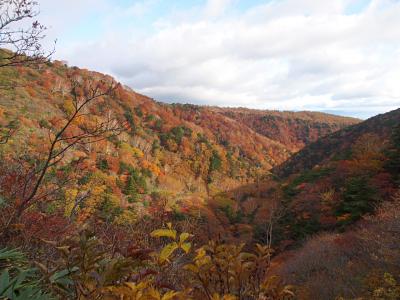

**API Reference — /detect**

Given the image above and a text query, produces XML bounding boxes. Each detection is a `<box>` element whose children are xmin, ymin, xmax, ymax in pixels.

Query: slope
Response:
<box><xmin>203</xmin><ymin>108</ymin><xmax>399</xmax><ymax>245</ymax></box>
<box><xmin>211</xmin><ymin>107</ymin><xmax>360</xmax><ymax>152</ymax></box>
<box><xmin>0</xmin><ymin>59</ymin><xmax>367</xmax><ymax>242</ymax></box>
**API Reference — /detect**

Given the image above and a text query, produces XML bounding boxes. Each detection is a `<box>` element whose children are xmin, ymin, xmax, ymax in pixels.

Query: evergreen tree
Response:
<box><xmin>385</xmin><ymin>124</ymin><xmax>400</xmax><ymax>183</ymax></box>
<box><xmin>338</xmin><ymin>176</ymin><xmax>378</xmax><ymax>221</ymax></box>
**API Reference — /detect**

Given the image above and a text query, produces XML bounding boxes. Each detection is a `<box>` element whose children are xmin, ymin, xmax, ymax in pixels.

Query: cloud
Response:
<box><xmin>40</xmin><ymin>0</ymin><xmax>400</xmax><ymax>118</ymax></box>
<box><xmin>205</xmin><ymin>0</ymin><xmax>234</xmax><ymax>17</ymax></box>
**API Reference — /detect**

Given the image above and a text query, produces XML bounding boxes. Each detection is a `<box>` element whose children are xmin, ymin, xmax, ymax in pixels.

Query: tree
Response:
<box><xmin>385</xmin><ymin>124</ymin><xmax>400</xmax><ymax>182</ymax></box>
<box><xmin>123</xmin><ymin>168</ymin><xmax>147</xmax><ymax>203</ymax></box>
<box><xmin>0</xmin><ymin>78</ymin><xmax>124</xmax><ymax>239</ymax></box>
<box><xmin>254</xmin><ymin>194</ymin><xmax>285</xmax><ymax>252</ymax></box>
<box><xmin>0</xmin><ymin>0</ymin><xmax>54</xmax><ymax>68</ymax></box>
<box><xmin>337</xmin><ymin>176</ymin><xmax>378</xmax><ymax>222</ymax></box>
<box><xmin>209</xmin><ymin>149</ymin><xmax>222</xmax><ymax>173</ymax></box>
<box><xmin>0</xmin><ymin>0</ymin><xmax>54</xmax><ymax>144</ymax></box>
<box><xmin>350</xmin><ymin>133</ymin><xmax>385</xmax><ymax>174</ymax></box>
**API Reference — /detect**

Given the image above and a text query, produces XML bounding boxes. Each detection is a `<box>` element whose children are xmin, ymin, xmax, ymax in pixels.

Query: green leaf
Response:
<box><xmin>14</xmin><ymin>269</ymin><xmax>29</xmax><ymax>288</ymax></box>
<box><xmin>0</xmin><ymin>248</ymin><xmax>25</xmax><ymax>262</ymax></box>
<box><xmin>0</xmin><ymin>269</ymin><xmax>11</xmax><ymax>295</ymax></box>
<box><xmin>49</xmin><ymin>267</ymin><xmax>78</xmax><ymax>283</ymax></box>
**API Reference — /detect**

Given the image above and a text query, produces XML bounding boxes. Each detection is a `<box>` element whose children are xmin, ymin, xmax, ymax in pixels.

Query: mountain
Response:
<box><xmin>0</xmin><ymin>60</ymin><xmax>359</xmax><ymax>220</ymax></box>
<box><xmin>275</xmin><ymin>108</ymin><xmax>399</xmax><ymax>235</ymax></box>
<box><xmin>0</xmin><ymin>57</ymin><xmax>399</xmax><ymax>300</ymax></box>
<box><xmin>275</xmin><ymin>108</ymin><xmax>400</xmax><ymax>177</ymax></box>
<box><xmin>260</xmin><ymin>110</ymin><xmax>400</xmax><ymax>298</ymax></box>
<box><xmin>211</xmin><ymin>107</ymin><xmax>359</xmax><ymax>152</ymax></box>
<box><xmin>200</xmin><ymin>108</ymin><xmax>399</xmax><ymax>245</ymax></box>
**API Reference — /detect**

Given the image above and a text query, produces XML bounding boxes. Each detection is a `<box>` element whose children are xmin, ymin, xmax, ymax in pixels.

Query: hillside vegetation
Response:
<box><xmin>0</xmin><ymin>57</ymin><xmax>399</xmax><ymax>299</ymax></box>
<box><xmin>0</xmin><ymin>59</ymin><xmax>357</xmax><ymax>226</ymax></box>
<box><xmin>213</xmin><ymin>107</ymin><xmax>359</xmax><ymax>152</ymax></box>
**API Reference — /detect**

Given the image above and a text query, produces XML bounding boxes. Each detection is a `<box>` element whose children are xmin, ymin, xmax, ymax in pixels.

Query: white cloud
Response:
<box><xmin>205</xmin><ymin>0</ymin><xmax>234</xmax><ymax>17</ymax></box>
<box><xmin>40</xmin><ymin>0</ymin><xmax>400</xmax><ymax>118</ymax></box>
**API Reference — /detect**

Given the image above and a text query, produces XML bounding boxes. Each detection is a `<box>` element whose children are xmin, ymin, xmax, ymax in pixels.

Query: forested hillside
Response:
<box><xmin>0</xmin><ymin>53</ymin><xmax>398</xmax><ymax>299</ymax></box>
<box><xmin>213</xmin><ymin>107</ymin><xmax>359</xmax><ymax>152</ymax></box>
<box><xmin>1</xmin><ymin>0</ymin><xmax>399</xmax><ymax>298</ymax></box>
<box><xmin>0</xmin><ymin>57</ymin><xmax>358</xmax><ymax>227</ymax></box>
<box><xmin>202</xmin><ymin>109</ymin><xmax>400</xmax><ymax>298</ymax></box>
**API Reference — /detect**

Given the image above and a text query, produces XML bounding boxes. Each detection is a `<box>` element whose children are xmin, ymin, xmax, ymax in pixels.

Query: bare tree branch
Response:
<box><xmin>0</xmin><ymin>1</ymin><xmax>54</xmax><ymax>145</ymax></box>
<box><xmin>0</xmin><ymin>0</ymin><xmax>55</xmax><ymax>68</ymax></box>
<box><xmin>1</xmin><ymin>79</ymin><xmax>125</xmax><ymax>237</ymax></box>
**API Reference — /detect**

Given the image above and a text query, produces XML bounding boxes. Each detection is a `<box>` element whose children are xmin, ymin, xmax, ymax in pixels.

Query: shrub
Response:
<box><xmin>0</xmin><ymin>248</ymin><xmax>52</xmax><ymax>299</ymax></box>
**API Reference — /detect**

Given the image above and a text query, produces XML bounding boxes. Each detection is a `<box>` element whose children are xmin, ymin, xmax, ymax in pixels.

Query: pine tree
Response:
<box><xmin>385</xmin><ymin>124</ymin><xmax>400</xmax><ymax>183</ymax></box>
<box><xmin>338</xmin><ymin>176</ymin><xmax>378</xmax><ymax>221</ymax></box>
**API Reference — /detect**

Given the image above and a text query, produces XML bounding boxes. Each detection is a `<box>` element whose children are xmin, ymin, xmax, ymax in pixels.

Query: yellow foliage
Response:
<box><xmin>120</xmin><ymin>142</ymin><xmax>144</xmax><ymax>159</ymax></box>
<box><xmin>184</xmin><ymin>240</ymin><xmax>292</xmax><ymax>299</ymax></box>
<box><xmin>105</xmin><ymin>280</ymin><xmax>190</xmax><ymax>300</ymax></box>
<box><xmin>151</xmin><ymin>223</ymin><xmax>175</xmax><ymax>236</ymax></box>
<box><xmin>42</xmin><ymin>224</ymin><xmax>293</xmax><ymax>300</ymax></box>
<box><xmin>159</xmin><ymin>242</ymin><xmax>179</xmax><ymax>263</ymax></box>
<box><xmin>63</xmin><ymin>98</ymin><xmax>75</xmax><ymax>116</ymax></box>
<box><xmin>64</xmin><ymin>188</ymin><xmax>79</xmax><ymax>217</ymax></box>
<box><xmin>369</xmin><ymin>273</ymin><xmax>400</xmax><ymax>300</ymax></box>
<box><xmin>151</xmin><ymin>223</ymin><xmax>192</xmax><ymax>264</ymax></box>
<box><xmin>114</xmin><ymin>209</ymin><xmax>137</xmax><ymax>225</ymax></box>
<box><xmin>75</xmin><ymin>183</ymin><xmax>107</xmax><ymax>221</ymax></box>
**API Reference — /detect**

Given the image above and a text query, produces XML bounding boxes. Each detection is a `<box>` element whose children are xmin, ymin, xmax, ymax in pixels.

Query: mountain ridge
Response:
<box><xmin>274</xmin><ymin>107</ymin><xmax>400</xmax><ymax>177</ymax></box>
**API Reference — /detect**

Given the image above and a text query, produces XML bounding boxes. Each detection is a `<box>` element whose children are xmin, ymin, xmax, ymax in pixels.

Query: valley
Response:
<box><xmin>0</xmin><ymin>56</ymin><xmax>399</xmax><ymax>299</ymax></box>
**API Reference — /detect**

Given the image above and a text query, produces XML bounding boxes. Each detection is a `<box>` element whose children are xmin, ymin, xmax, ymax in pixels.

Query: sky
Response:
<box><xmin>34</xmin><ymin>0</ymin><xmax>400</xmax><ymax>119</ymax></box>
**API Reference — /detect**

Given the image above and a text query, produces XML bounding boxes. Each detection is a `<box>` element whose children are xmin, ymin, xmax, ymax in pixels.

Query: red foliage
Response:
<box><xmin>21</xmin><ymin>212</ymin><xmax>73</xmax><ymax>241</ymax></box>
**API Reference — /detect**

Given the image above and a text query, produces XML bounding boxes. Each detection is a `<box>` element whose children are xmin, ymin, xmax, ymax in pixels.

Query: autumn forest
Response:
<box><xmin>0</xmin><ymin>1</ymin><xmax>399</xmax><ymax>300</ymax></box>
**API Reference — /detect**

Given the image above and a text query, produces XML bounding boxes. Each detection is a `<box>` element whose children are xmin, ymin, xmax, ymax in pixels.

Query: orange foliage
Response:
<box><xmin>141</xmin><ymin>160</ymin><xmax>161</xmax><ymax>177</ymax></box>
